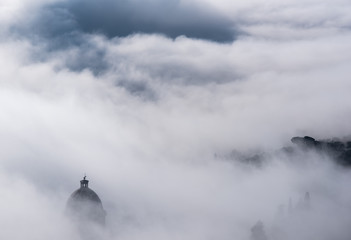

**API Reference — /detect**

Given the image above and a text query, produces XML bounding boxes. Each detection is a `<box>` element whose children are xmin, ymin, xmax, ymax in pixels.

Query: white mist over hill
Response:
<box><xmin>0</xmin><ymin>0</ymin><xmax>351</xmax><ymax>239</ymax></box>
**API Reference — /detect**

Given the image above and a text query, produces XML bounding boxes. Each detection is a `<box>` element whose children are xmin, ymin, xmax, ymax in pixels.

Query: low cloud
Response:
<box><xmin>1</xmin><ymin>0</ymin><xmax>351</xmax><ymax>239</ymax></box>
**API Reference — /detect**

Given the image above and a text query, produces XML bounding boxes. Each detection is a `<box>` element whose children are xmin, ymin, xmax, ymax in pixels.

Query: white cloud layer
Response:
<box><xmin>1</xmin><ymin>0</ymin><xmax>351</xmax><ymax>239</ymax></box>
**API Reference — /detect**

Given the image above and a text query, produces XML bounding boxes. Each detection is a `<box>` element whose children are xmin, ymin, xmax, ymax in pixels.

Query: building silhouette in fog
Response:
<box><xmin>66</xmin><ymin>176</ymin><xmax>106</xmax><ymax>225</ymax></box>
<box><xmin>250</xmin><ymin>221</ymin><xmax>268</xmax><ymax>240</ymax></box>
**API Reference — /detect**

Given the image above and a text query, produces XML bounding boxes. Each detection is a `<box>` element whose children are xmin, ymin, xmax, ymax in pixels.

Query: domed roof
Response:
<box><xmin>66</xmin><ymin>176</ymin><xmax>106</xmax><ymax>225</ymax></box>
<box><xmin>67</xmin><ymin>177</ymin><xmax>103</xmax><ymax>204</ymax></box>
<box><xmin>68</xmin><ymin>185</ymin><xmax>102</xmax><ymax>205</ymax></box>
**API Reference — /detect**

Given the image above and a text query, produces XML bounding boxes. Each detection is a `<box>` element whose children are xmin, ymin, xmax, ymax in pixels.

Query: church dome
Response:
<box><xmin>66</xmin><ymin>176</ymin><xmax>106</xmax><ymax>225</ymax></box>
<box><xmin>68</xmin><ymin>184</ymin><xmax>103</xmax><ymax>204</ymax></box>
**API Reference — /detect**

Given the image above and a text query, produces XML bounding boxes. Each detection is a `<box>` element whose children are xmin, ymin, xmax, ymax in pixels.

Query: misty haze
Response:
<box><xmin>1</xmin><ymin>0</ymin><xmax>351</xmax><ymax>239</ymax></box>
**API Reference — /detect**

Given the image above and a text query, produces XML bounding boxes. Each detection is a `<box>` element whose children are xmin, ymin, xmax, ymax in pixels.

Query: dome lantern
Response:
<box><xmin>80</xmin><ymin>175</ymin><xmax>89</xmax><ymax>188</ymax></box>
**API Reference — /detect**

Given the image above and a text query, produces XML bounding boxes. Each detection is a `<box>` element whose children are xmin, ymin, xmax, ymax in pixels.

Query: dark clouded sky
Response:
<box><xmin>28</xmin><ymin>0</ymin><xmax>236</xmax><ymax>42</ymax></box>
<box><xmin>1</xmin><ymin>0</ymin><xmax>351</xmax><ymax>239</ymax></box>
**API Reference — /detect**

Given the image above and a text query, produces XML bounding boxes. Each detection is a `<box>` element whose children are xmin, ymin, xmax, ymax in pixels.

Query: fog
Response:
<box><xmin>1</xmin><ymin>0</ymin><xmax>351</xmax><ymax>239</ymax></box>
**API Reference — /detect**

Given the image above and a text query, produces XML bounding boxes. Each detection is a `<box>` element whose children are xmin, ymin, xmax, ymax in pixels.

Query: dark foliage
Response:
<box><xmin>291</xmin><ymin>136</ymin><xmax>351</xmax><ymax>166</ymax></box>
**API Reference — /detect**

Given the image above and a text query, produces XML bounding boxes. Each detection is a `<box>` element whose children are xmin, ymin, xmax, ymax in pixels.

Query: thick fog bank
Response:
<box><xmin>0</xmin><ymin>0</ymin><xmax>351</xmax><ymax>239</ymax></box>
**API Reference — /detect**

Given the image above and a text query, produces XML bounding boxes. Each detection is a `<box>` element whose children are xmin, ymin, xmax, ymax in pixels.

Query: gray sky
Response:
<box><xmin>1</xmin><ymin>0</ymin><xmax>351</xmax><ymax>239</ymax></box>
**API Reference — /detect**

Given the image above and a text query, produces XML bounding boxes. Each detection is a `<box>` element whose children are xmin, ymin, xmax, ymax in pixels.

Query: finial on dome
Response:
<box><xmin>80</xmin><ymin>175</ymin><xmax>89</xmax><ymax>188</ymax></box>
